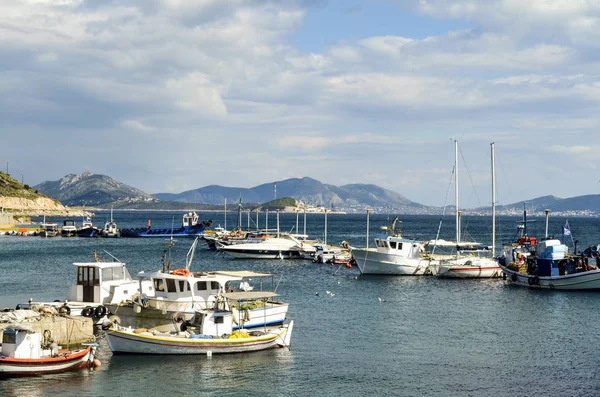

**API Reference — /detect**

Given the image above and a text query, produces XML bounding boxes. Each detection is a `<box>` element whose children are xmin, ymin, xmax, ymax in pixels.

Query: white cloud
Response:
<box><xmin>3</xmin><ymin>0</ymin><xmax>600</xmax><ymax>205</ymax></box>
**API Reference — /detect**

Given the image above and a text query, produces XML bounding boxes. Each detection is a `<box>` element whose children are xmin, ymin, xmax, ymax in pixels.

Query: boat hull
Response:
<box><xmin>220</xmin><ymin>249</ymin><xmax>304</xmax><ymax>259</ymax></box>
<box><xmin>351</xmin><ymin>249</ymin><xmax>434</xmax><ymax>275</ymax></box>
<box><xmin>105</xmin><ymin>302</ymin><xmax>288</xmax><ymax>330</ymax></box>
<box><xmin>106</xmin><ymin>322</ymin><xmax>293</xmax><ymax>355</ymax></box>
<box><xmin>434</xmin><ymin>258</ymin><xmax>502</xmax><ymax>278</ymax></box>
<box><xmin>0</xmin><ymin>347</ymin><xmax>93</xmax><ymax>378</ymax></box>
<box><xmin>500</xmin><ymin>264</ymin><xmax>600</xmax><ymax>290</ymax></box>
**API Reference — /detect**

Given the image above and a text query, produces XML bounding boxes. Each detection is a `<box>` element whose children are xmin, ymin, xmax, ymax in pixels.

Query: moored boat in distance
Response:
<box><xmin>40</xmin><ymin>222</ymin><xmax>59</xmax><ymax>238</ymax></box>
<box><xmin>121</xmin><ymin>211</ymin><xmax>211</xmax><ymax>238</ymax></box>
<box><xmin>77</xmin><ymin>215</ymin><xmax>99</xmax><ymax>237</ymax></box>
<box><xmin>60</xmin><ymin>219</ymin><xmax>78</xmax><ymax>237</ymax></box>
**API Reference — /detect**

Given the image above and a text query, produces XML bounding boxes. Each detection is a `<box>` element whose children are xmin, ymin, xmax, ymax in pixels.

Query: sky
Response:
<box><xmin>2</xmin><ymin>0</ymin><xmax>600</xmax><ymax>208</ymax></box>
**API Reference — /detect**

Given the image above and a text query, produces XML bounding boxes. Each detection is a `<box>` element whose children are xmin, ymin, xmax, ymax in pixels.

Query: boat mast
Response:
<box><xmin>366</xmin><ymin>209</ymin><xmax>370</xmax><ymax>250</ymax></box>
<box><xmin>324</xmin><ymin>208</ymin><xmax>328</xmax><ymax>246</ymax></box>
<box><xmin>224</xmin><ymin>198</ymin><xmax>227</xmax><ymax>231</ymax></box>
<box><xmin>455</xmin><ymin>140</ymin><xmax>460</xmax><ymax>244</ymax></box>
<box><xmin>303</xmin><ymin>209</ymin><xmax>307</xmax><ymax>236</ymax></box>
<box><xmin>491</xmin><ymin>142</ymin><xmax>496</xmax><ymax>258</ymax></box>
<box><xmin>296</xmin><ymin>209</ymin><xmax>299</xmax><ymax>235</ymax></box>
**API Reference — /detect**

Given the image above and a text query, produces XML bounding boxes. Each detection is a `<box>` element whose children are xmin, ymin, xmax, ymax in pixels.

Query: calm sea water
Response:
<box><xmin>2</xmin><ymin>211</ymin><xmax>600</xmax><ymax>396</ymax></box>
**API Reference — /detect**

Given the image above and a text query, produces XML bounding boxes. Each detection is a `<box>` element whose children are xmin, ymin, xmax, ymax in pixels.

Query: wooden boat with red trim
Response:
<box><xmin>0</xmin><ymin>327</ymin><xmax>97</xmax><ymax>377</ymax></box>
<box><xmin>106</xmin><ymin>309</ymin><xmax>293</xmax><ymax>355</ymax></box>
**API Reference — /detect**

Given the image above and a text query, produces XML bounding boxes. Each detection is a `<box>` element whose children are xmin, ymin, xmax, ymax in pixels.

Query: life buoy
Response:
<box><xmin>172</xmin><ymin>268</ymin><xmax>191</xmax><ymax>276</ymax></box>
<box><xmin>94</xmin><ymin>305</ymin><xmax>107</xmax><ymax>318</ymax></box>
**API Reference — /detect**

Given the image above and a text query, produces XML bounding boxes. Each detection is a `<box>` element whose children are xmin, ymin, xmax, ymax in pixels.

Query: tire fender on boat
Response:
<box><xmin>511</xmin><ymin>273</ymin><xmax>518</xmax><ymax>282</ymax></box>
<box><xmin>532</xmin><ymin>276</ymin><xmax>540</xmax><ymax>285</ymax></box>
<box><xmin>94</xmin><ymin>305</ymin><xmax>107</xmax><ymax>318</ymax></box>
<box><xmin>60</xmin><ymin>305</ymin><xmax>71</xmax><ymax>315</ymax></box>
<box><xmin>82</xmin><ymin>306</ymin><xmax>94</xmax><ymax>317</ymax></box>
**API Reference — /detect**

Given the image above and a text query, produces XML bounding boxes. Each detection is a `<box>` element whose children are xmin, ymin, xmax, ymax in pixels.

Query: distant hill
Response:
<box><xmin>34</xmin><ymin>172</ymin><xmax>155</xmax><ymax>207</ymax></box>
<box><xmin>153</xmin><ymin>177</ymin><xmax>422</xmax><ymax>211</ymax></box>
<box><xmin>477</xmin><ymin>194</ymin><xmax>600</xmax><ymax>214</ymax></box>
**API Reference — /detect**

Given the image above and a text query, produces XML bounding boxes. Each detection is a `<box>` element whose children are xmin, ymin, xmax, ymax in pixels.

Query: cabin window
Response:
<box><xmin>196</xmin><ymin>281</ymin><xmax>207</xmax><ymax>291</ymax></box>
<box><xmin>102</xmin><ymin>267</ymin><xmax>123</xmax><ymax>282</ymax></box>
<box><xmin>214</xmin><ymin>316</ymin><xmax>224</xmax><ymax>324</ymax></box>
<box><xmin>154</xmin><ymin>279</ymin><xmax>165</xmax><ymax>292</ymax></box>
<box><xmin>78</xmin><ymin>267</ymin><xmax>99</xmax><ymax>286</ymax></box>
<box><xmin>178</xmin><ymin>280</ymin><xmax>188</xmax><ymax>292</ymax></box>
<box><xmin>2</xmin><ymin>331</ymin><xmax>16</xmax><ymax>344</ymax></box>
<box><xmin>398</xmin><ymin>243</ymin><xmax>403</xmax><ymax>250</ymax></box>
<box><xmin>390</xmin><ymin>241</ymin><xmax>397</xmax><ymax>249</ymax></box>
<box><xmin>211</xmin><ymin>281</ymin><xmax>220</xmax><ymax>291</ymax></box>
<box><xmin>166</xmin><ymin>278</ymin><xmax>176</xmax><ymax>293</ymax></box>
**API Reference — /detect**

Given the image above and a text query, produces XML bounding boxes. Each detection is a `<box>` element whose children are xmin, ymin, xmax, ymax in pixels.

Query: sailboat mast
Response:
<box><xmin>491</xmin><ymin>142</ymin><xmax>496</xmax><ymax>258</ymax></box>
<box><xmin>455</xmin><ymin>140</ymin><xmax>460</xmax><ymax>244</ymax></box>
<box><xmin>324</xmin><ymin>208</ymin><xmax>328</xmax><ymax>246</ymax></box>
<box><xmin>224</xmin><ymin>198</ymin><xmax>227</xmax><ymax>231</ymax></box>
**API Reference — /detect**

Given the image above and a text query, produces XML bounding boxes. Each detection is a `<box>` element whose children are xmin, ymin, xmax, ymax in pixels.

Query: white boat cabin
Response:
<box><xmin>372</xmin><ymin>235</ymin><xmax>424</xmax><ymax>259</ymax></box>
<box><xmin>2</xmin><ymin>328</ymin><xmax>43</xmax><ymax>359</ymax></box>
<box><xmin>182</xmin><ymin>212</ymin><xmax>200</xmax><ymax>227</ymax></box>
<box><xmin>135</xmin><ymin>270</ymin><xmax>275</xmax><ymax>312</ymax></box>
<box><xmin>66</xmin><ymin>262</ymin><xmax>140</xmax><ymax>305</ymax></box>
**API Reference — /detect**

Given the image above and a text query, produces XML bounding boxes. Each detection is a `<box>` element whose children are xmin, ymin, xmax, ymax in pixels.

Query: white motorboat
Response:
<box><xmin>60</xmin><ymin>219</ymin><xmax>78</xmax><ymax>237</ymax></box>
<box><xmin>218</xmin><ymin>235</ymin><xmax>316</xmax><ymax>259</ymax></box>
<box><xmin>351</xmin><ymin>217</ymin><xmax>438</xmax><ymax>275</ymax></box>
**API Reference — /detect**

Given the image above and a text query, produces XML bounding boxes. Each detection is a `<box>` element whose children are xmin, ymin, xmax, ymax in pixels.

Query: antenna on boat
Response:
<box><xmin>185</xmin><ymin>236</ymin><xmax>199</xmax><ymax>271</ymax></box>
<box><xmin>101</xmin><ymin>249</ymin><xmax>122</xmax><ymax>263</ymax></box>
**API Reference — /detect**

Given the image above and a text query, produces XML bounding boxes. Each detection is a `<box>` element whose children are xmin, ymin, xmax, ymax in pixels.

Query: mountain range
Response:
<box><xmin>32</xmin><ymin>172</ymin><xmax>600</xmax><ymax>215</ymax></box>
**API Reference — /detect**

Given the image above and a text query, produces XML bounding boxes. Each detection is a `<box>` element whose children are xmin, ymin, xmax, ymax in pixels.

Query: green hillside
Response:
<box><xmin>0</xmin><ymin>171</ymin><xmax>48</xmax><ymax>200</ymax></box>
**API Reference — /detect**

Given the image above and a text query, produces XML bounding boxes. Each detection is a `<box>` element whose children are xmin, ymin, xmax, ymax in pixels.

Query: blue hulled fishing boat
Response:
<box><xmin>121</xmin><ymin>211</ymin><xmax>212</xmax><ymax>238</ymax></box>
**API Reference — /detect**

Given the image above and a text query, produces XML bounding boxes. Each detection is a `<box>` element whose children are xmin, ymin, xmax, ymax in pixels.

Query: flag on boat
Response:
<box><xmin>563</xmin><ymin>222</ymin><xmax>571</xmax><ymax>236</ymax></box>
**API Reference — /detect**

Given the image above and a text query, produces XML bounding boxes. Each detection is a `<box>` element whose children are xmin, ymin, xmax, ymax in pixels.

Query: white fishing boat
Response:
<box><xmin>24</xmin><ymin>253</ymin><xmax>142</xmax><ymax>322</ymax></box>
<box><xmin>0</xmin><ymin>326</ymin><xmax>98</xmax><ymax>377</ymax></box>
<box><xmin>60</xmin><ymin>219</ymin><xmax>78</xmax><ymax>237</ymax></box>
<box><xmin>106</xmin><ymin>314</ymin><xmax>293</xmax><ymax>355</ymax></box>
<box><xmin>105</xmin><ymin>237</ymin><xmax>289</xmax><ymax>329</ymax></box>
<box><xmin>39</xmin><ymin>222</ymin><xmax>59</xmax><ymax>238</ymax></box>
<box><xmin>101</xmin><ymin>208</ymin><xmax>120</xmax><ymax>238</ymax></box>
<box><xmin>351</xmin><ymin>217</ymin><xmax>438</xmax><ymax>275</ymax></box>
<box><xmin>431</xmin><ymin>141</ymin><xmax>501</xmax><ymax>278</ymax></box>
